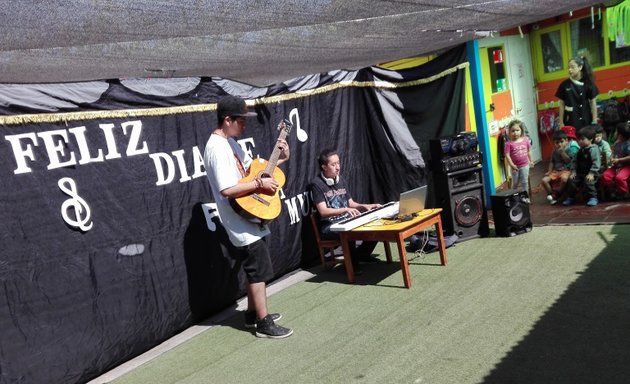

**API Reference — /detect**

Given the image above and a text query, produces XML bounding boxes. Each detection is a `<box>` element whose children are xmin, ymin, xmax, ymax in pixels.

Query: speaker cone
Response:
<box><xmin>454</xmin><ymin>195</ymin><xmax>482</xmax><ymax>227</ymax></box>
<box><xmin>509</xmin><ymin>204</ymin><xmax>528</xmax><ymax>226</ymax></box>
<box><xmin>491</xmin><ymin>190</ymin><xmax>532</xmax><ymax>237</ymax></box>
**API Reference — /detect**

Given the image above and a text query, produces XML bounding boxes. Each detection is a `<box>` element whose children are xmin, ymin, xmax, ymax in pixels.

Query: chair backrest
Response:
<box><xmin>309</xmin><ymin>213</ymin><xmax>324</xmax><ymax>244</ymax></box>
<box><xmin>309</xmin><ymin>210</ymin><xmax>345</xmax><ymax>268</ymax></box>
<box><xmin>307</xmin><ymin>182</ymin><xmax>346</xmax><ymax>267</ymax></box>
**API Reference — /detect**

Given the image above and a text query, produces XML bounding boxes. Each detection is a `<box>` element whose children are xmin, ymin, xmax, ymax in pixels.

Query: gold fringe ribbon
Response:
<box><xmin>0</xmin><ymin>62</ymin><xmax>468</xmax><ymax>126</ymax></box>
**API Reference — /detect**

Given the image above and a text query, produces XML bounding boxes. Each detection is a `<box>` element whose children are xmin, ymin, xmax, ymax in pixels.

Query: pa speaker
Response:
<box><xmin>433</xmin><ymin>167</ymin><xmax>489</xmax><ymax>242</ymax></box>
<box><xmin>491</xmin><ymin>190</ymin><xmax>533</xmax><ymax>237</ymax></box>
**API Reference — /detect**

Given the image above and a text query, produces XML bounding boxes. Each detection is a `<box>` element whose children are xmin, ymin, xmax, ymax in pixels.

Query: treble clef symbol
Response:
<box><xmin>58</xmin><ymin>177</ymin><xmax>93</xmax><ymax>231</ymax></box>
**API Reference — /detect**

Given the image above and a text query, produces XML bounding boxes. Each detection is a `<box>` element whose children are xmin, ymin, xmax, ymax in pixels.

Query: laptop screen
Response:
<box><xmin>398</xmin><ymin>185</ymin><xmax>427</xmax><ymax>216</ymax></box>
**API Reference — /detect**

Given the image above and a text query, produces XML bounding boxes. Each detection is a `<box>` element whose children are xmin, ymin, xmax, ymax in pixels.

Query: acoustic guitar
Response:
<box><xmin>231</xmin><ymin>119</ymin><xmax>292</xmax><ymax>222</ymax></box>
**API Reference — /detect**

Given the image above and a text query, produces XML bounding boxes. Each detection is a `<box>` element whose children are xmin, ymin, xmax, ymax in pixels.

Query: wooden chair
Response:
<box><xmin>309</xmin><ymin>213</ymin><xmax>345</xmax><ymax>269</ymax></box>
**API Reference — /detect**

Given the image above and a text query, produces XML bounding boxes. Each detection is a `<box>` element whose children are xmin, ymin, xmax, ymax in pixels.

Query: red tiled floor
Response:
<box><xmin>494</xmin><ymin>161</ymin><xmax>630</xmax><ymax>226</ymax></box>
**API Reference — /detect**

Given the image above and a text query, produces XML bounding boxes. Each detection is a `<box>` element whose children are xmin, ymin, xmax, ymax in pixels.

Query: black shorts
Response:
<box><xmin>234</xmin><ymin>238</ymin><xmax>274</xmax><ymax>283</ymax></box>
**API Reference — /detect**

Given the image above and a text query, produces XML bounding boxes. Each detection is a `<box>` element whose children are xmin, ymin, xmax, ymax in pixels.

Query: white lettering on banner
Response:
<box><xmin>172</xmin><ymin>149</ymin><xmax>192</xmax><ymax>182</ymax></box>
<box><xmin>58</xmin><ymin>177</ymin><xmax>93</xmax><ymax>231</ymax></box>
<box><xmin>4</xmin><ymin>132</ymin><xmax>38</xmax><ymax>174</ymax></box>
<box><xmin>98</xmin><ymin>123</ymin><xmax>123</xmax><ymax>160</ymax></box>
<box><xmin>190</xmin><ymin>146</ymin><xmax>206</xmax><ymax>179</ymax></box>
<box><xmin>237</xmin><ymin>137</ymin><xmax>255</xmax><ymax>159</ymax></box>
<box><xmin>149</xmin><ymin>146</ymin><xmax>207</xmax><ymax>186</ymax></box>
<box><xmin>201</xmin><ymin>203</ymin><xmax>220</xmax><ymax>231</ymax></box>
<box><xmin>121</xmin><ymin>120</ymin><xmax>149</xmax><ymax>156</ymax></box>
<box><xmin>149</xmin><ymin>152</ymin><xmax>176</xmax><ymax>185</ymax></box>
<box><xmin>68</xmin><ymin>126</ymin><xmax>105</xmax><ymax>165</ymax></box>
<box><xmin>284</xmin><ymin>191</ymin><xmax>311</xmax><ymax>225</ymax></box>
<box><xmin>4</xmin><ymin>120</ymin><xmax>148</xmax><ymax>174</ymax></box>
<box><xmin>37</xmin><ymin>129</ymin><xmax>77</xmax><ymax>170</ymax></box>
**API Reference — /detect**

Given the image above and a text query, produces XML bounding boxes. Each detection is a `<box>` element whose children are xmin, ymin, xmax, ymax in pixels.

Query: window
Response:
<box><xmin>532</xmin><ymin>11</ymin><xmax>630</xmax><ymax>82</ymax></box>
<box><xmin>568</xmin><ymin>17</ymin><xmax>604</xmax><ymax>67</ymax></box>
<box><xmin>541</xmin><ymin>30</ymin><xmax>564</xmax><ymax>73</ymax></box>
<box><xmin>609</xmin><ymin>34</ymin><xmax>630</xmax><ymax>64</ymax></box>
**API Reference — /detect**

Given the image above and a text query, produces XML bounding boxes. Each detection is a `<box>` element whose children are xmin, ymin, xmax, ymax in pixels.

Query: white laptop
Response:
<box><xmin>383</xmin><ymin>185</ymin><xmax>428</xmax><ymax>219</ymax></box>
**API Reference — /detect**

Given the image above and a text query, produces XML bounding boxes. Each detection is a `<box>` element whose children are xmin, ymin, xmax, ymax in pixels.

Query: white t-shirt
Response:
<box><xmin>203</xmin><ymin>134</ymin><xmax>270</xmax><ymax>247</ymax></box>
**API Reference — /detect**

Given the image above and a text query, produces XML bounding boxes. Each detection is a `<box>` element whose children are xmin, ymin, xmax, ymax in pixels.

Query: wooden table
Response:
<box><xmin>339</xmin><ymin>208</ymin><xmax>447</xmax><ymax>288</ymax></box>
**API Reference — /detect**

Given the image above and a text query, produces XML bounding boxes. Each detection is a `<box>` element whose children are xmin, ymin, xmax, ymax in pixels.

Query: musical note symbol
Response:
<box><xmin>289</xmin><ymin>108</ymin><xmax>308</xmax><ymax>142</ymax></box>
<box><xmin>58</xmin><ymin>177</ymin><xmax>93</xmax><ymax>231</ymax></box>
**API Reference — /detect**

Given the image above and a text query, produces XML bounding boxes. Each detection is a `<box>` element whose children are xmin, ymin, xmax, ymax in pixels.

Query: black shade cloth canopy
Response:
<box><xmin>0</xmin><ymin>0</ymin><xmax>602</xmax><ymax>86</ymax></box>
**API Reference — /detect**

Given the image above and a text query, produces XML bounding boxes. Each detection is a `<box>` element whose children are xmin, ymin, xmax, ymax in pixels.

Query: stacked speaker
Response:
<box><xmin>430</xmin><ymin>132</ymin><xmax>489</xmax><ymax>241</ymax></box>
<box><xmin>490</xmin><ymin>190</ymin><xmax>532</xmax><ymax>237</ymax></box>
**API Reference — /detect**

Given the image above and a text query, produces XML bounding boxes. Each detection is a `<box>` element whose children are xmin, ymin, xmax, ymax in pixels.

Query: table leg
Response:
<box><xmin>435</xmin><ymin>216</ymin><xmax>448</xmax><ymax>266</ymax></box>
<box><xmin>339</xmin><ymin>233</ymin><xmax>355</xmax><ymax>283</ymax></box>
<box><xmin>396</xmin><ymin>233</ymin><xmax>411</xmax><ymax>288</ymax></box>
<box><xmin>384</xmin><ymin>242</ymin><xmax>392</xmax><ymax>263</ymax></box>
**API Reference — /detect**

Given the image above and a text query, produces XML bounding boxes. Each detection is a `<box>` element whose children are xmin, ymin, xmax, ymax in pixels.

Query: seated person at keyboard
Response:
<box><xmin>310</xmin><ymin>149</ymin><xmax>382</xmax><ymax>272</ymax></box>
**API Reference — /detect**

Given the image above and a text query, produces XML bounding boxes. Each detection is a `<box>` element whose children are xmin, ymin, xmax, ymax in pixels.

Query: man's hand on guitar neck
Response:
<box><xmin>277</xmin><ymin>138</ymin><xmax>290</xmax><ymax>165</ymax></box>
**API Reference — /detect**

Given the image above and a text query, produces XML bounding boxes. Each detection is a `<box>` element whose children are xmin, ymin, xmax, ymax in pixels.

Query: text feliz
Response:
<box><xmin>5</xmin><ymin>119</ymin><xmax>267</xmax><ymax>186</ymax></box>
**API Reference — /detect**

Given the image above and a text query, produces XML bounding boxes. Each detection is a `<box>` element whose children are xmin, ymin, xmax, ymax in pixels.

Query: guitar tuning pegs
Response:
<box><xmin>282</xmin><ymin>118</ymin><xmax>293</xmax><ymax>132</ymax></box>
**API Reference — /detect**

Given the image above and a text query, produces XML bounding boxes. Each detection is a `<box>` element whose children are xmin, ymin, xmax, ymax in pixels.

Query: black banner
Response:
<box><xmin>0</xmin><ymin>46</ymin><xmax>467</xmax><ymax>383</ymax></box>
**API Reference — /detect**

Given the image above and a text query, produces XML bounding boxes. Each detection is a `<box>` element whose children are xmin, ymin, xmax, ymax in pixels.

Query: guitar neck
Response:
<box><xmin>263</xmin><ymin>128</ymin><xmax>289</xmax><ymax>174</ymax></box>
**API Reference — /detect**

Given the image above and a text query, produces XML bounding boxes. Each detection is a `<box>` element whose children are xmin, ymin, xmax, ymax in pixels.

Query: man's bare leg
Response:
<box><xmin>248</xmin><ymin>281</ymin><xmax>293</xmax><ymax>338</ymax></box>
<box><xmin>247</xmin><ymin>281</ymin><xmax>268</xmax><ymax>320</ymax></box>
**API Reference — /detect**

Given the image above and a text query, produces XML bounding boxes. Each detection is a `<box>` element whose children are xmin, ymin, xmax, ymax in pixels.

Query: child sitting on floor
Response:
<box><xmin>594</xmin><ymin>124</ymin><xmax>612</xmax><ymax>168</ymax></box>
<box><xmin>561</xmin><ymin>125</ymin><xmax>580</xmax><ymax>153</ymax></box>
<box><xmin>601</xmin><ymin>122</ymin><xmax>630</xmax><ymax>200</ymax></box>
<box><xmin>541</xmin><ymin>130</ymin><xmax>574</xmax><ymax>204</ymax></box>
<box><xmin>563</xmin><ymin>125</ymin><xmax>602</xmax><ymax>207</ymax></box>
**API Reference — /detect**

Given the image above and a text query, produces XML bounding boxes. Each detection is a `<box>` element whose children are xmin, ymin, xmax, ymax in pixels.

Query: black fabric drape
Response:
<box><xmin>0</xmin><ymin>45</ymin><xmax>467</xmax><ymax>383</ymax></box>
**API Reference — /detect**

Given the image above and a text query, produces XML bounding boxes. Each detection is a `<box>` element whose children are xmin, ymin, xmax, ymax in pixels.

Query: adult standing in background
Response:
<box><xmin>555</xmin><ymin>56</ymin><xmax>599</xmax><ymax>130</ymax></box>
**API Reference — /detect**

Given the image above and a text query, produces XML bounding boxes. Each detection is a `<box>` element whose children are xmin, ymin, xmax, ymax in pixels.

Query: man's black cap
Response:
<box><xmin>217</xmin><ymin>95</ymin><xmax>257</xmax><ymax>120</ymax></box>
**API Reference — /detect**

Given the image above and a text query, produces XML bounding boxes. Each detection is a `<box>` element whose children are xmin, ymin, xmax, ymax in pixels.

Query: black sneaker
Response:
<box><xmin>244</xmin><ymin>312</ymin><xmax>282</xmax><ymax>329</ymax></box>
<box><xmin>255</xmin><ymin>314</ymin><xmax>293</xmax><ymax>339</ymax></box>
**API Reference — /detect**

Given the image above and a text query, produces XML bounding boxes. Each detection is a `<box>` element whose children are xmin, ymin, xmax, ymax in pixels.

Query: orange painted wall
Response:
<box><xmin>537</xmin><ymin>66</ymin><xmax>630</xmax><ymax>107</ymax></box>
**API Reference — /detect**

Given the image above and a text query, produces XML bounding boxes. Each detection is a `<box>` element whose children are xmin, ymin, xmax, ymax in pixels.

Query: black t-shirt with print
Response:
<box><xmin>310</xmin><ymin>175</ymin><xmax>353</xmax><ymax>225</ymax></box>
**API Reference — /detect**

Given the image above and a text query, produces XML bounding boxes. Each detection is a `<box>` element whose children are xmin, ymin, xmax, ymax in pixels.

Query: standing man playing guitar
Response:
<box><xmin>203</xmin><ymin>95</ymin><xmax>292</xmax><ymax>339</ymax></box>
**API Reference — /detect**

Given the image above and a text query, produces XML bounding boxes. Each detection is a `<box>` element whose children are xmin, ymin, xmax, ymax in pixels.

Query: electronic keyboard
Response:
<box><xmin>329</xmin><ymin>202</ymin><xmax>399</xmax><ymax>232</ymax></box>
